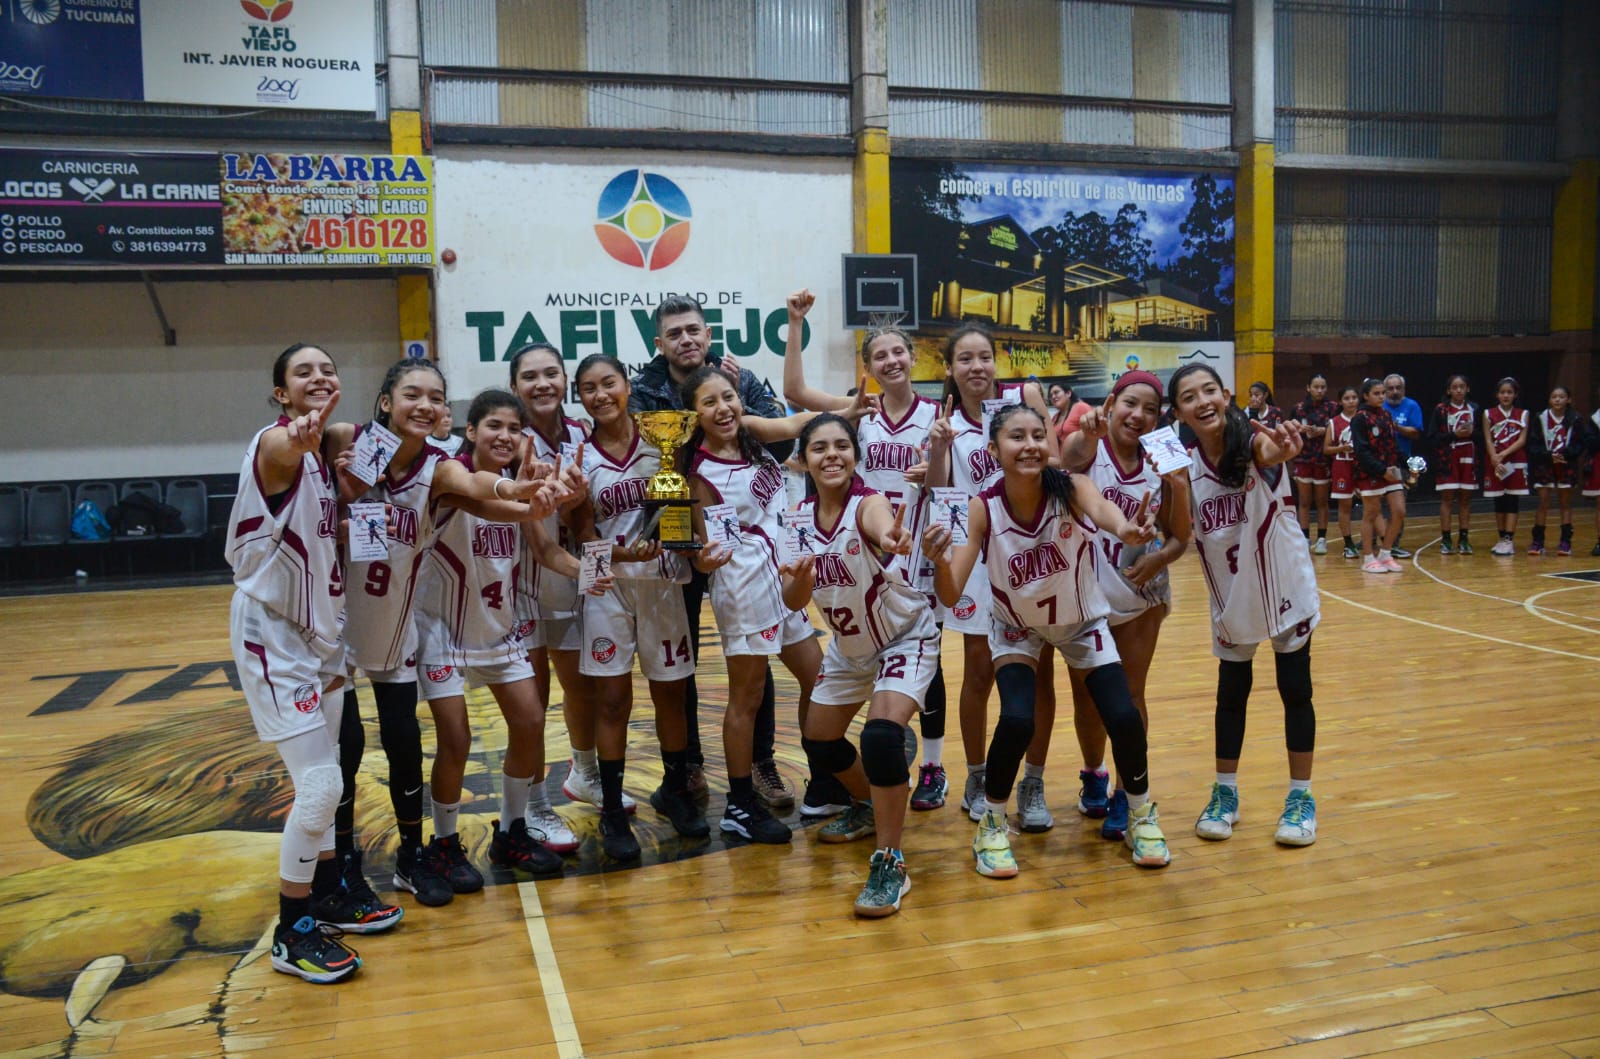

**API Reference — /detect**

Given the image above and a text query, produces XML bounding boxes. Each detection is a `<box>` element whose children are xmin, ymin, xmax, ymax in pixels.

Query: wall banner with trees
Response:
<box><xmin>890</xmin><ymin>159</ymin><xmax>1236</xmax><ymax>397</ymax></box>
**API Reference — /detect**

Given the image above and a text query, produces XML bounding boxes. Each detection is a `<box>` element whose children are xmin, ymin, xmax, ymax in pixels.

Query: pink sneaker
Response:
<box><xmin>1362</xmin><ymin>558</ymin><xmax>1388</xmax><ymax>573</ymax></box>
<box><xmin>1382</xmin><ymin>556</ymin><xmax>1403</xmax><ymax>572</ymax></box>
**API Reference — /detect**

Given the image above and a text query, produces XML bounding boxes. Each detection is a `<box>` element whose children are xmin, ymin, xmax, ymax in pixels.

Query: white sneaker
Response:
<box><xmin>1361</xmin><ymin>558</ymin><xmax>1388</xmax><ymax>573</ymax></box>
<box><xmin>1275</xmin><ymin>789</ymin><xmax>1318</xmax><ymax>846</ymax></box>
<box><xmin>1016</xmin><ymin>776</ymin><xmax>1055</xmax><ymax>833</ymax></box>
<box><xmin>1312</xmin><ymin>537</ymin><xmax>1328</xmax><ymax>555</ymax></box>
<box><xmin>561</xmin><ymin>763</ymin><xmax>636</xmax><ymax>813</ymax></box>
<box><xmin>1491</xmin><ymin>539</ymin><xmax>1514</xmax><ymax>556</ymax></box>
<box><xmin>526</xmin><ymin>806</ymin><xmax>580</xmax><ymax>853</ymax></box>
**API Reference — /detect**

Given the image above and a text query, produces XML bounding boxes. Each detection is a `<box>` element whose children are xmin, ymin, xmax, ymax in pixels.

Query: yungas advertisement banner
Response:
<box><xmin>0</xmin><ymin>0</ymin><xmax>376</xmax><ymax>111</ymax></box>
<box><xmin>890</xmin><ymin>159</ymin><xmax>1236</xmax><ymax>396</ymax></box>
<box><xmin>434</xmin><ymin>153</ymin><xmax>857</xmax><ymax>404</ymax></box>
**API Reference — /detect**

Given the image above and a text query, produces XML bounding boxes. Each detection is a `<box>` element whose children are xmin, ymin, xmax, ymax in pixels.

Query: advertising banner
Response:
<box><xmin>434</xmin><ymin>152</ymin><xmax>857</xmax><ymax>405</ymax></box>
<box><xmin>0</xmin><ymin>0</ymin><xmax>375</xmax><ymax>111</ymax></box>
<box><xmin>891</xmin><ymin>159</ymin><xmax>1236</xmax><ymax>396</ymax></box>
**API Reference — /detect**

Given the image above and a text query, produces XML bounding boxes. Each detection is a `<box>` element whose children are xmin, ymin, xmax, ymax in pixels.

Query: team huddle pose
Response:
<box><xmin>227</xmin><ymin>298</ymin><xmax>1345</xmax><ymax>982</ymax></box>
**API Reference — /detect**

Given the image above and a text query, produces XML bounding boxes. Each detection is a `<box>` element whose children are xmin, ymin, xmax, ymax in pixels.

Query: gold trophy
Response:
<box><xmin>633</xmin><ymin>410</ymin><xmax>701</xmax><ymax>550</ymax></box>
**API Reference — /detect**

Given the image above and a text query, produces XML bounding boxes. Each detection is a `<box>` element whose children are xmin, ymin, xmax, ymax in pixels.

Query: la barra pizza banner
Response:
<box><xmin>0</xmin><ymin>0</ymin><xmax>375</xmax><ymax>112</ymax></box>
<box><xmin>890</xmin><ymin>158</ymin><xmax>1236</xmax><ymax>397</ymax></box>
<box><xmin>0</xmin><ymin>148</ymin><xmax>433</xmax><ymax>268</ymax></box>
<box><xmin>433</xmin><ymin>153</ymin><xmax>858</xmax><ymax>405</ymax></box>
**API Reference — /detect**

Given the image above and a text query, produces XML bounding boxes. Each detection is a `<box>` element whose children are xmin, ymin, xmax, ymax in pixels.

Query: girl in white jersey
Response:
<box><xmin>326</xmin><ymin>360</ymin><xmax>564</xmax><ymax>908</ymax></box>
<box><xmin>227</xmin><ymin>343</ymin><xmax>375</xmax><ymax>983</ymax></box>
<box><xmin>924</xmin><ymin>323</ymin><xmax>1062</xmax><ymax>834</ymax></box>
<box><xmin>1169</xmin><ymin>363</ymin><xmax>1321</xmax><ymax>849</ymax></box>
<box><xmin>680</xmin><ymin>365</ymin><xmax>871</xmax><ymax>844</ymax></box>
<box><xmin>414</xmin><ymin>389</ymin><xmax>583</xmax><ymax>894</ymax></box>
<box><xmin>1059</xmin><ymin>371</ymin><xmax>1192</xmax><ymax>844</ymax></box>
<box><xmin>510</xmin><ymin>343</ymin><xmax>612</xmax><ymax>835</ymax></box>
<box><xmin>923</xmin><ymin>404</ymin><xmax>1167</xmax><ymax>879</ymax></box>
<box><xmin>782</xmin><ymin>414</ymin><xmax>935</xmax><ymax>916</ymax></box>
<box><xmin>568</xmin><ymin>354</ymin><xmax>710</xmax><ymax>861</ymax></box>
<box><xmin>779</xmin><ymin>288</ymin><xmax>952</xmax><ymax>812</ymax></box>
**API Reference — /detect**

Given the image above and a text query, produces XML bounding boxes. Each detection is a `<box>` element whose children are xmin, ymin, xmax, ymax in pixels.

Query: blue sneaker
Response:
<box><xmin>1275</xmin><ymin>789</ymin><xmax>1318</xmax><ymax>846</ymax></box>
<box><xmin>1101</xmin><ymin>789</ymin><xmax>1129</xmax><ymax>840</ymax></box>
<box><xmin>1077</xmin><ymin>768</ymin><xmax>1110</xmax><ymax>818</ymax></box>
<box><xmin>1195</xmin><ymin>782</ymin><xmax>1240</xmax><ymax>840</ymax></box>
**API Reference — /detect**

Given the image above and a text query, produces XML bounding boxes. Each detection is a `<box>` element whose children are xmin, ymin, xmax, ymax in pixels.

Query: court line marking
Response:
<box><xmin>1318</xmin><ymin>586</ymin><xmax>1600</xmax><ymax>664</ymax></box>
<box><xmin>1524</xmin><ymin>583</ymin><xmax>1600</xmax><ymax>627</ymax></box>
<box><xmin>1406</xmin><ymin>537</ymin><xmax>1600</xmax><ymax>633</ymax></box>
<box><xmin>519</xmin><ymin>878</ymin><xmax>585</xmax><ymax>1058</ymax></box>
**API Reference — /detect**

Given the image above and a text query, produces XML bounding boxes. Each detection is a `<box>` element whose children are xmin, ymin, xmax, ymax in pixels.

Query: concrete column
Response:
<box><xmin>1552</xmin><ymin>0</ymin><xmax>1598</xmax><ymax>404</ymax></box>
<box><xmin>1231</xmin><ymin>0</ymin><xmax>1276</xmax><ymax>395</ymax></box>
<box><xmin>387</xmin><ymin>0</ymin><xmax>430</xmax><ymax>355</ymax></box>
<box><xmin>850</xmin><ymin>0</ymin><xmax>890</xmax><ymax>255</ymax></box>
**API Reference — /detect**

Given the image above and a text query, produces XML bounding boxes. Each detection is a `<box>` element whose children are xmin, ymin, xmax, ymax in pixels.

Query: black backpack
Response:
<box><xmin>109</xmin><ymin>492</ymin><xmax>184</xmax><ymax>536</ymax></box>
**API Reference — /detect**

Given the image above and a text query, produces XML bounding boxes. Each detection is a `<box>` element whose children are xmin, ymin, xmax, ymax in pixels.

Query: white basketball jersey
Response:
<box><xmin>857</xmin><ymin>395</ymin><xmax>940</xmax><ymax>592</ymax></box>
<box><xmin>692</xmin><ymin>448</ymin><xmax>789</xmax><ymax>635</ymax></box>
<box><xmin>1188</xmin><ymin>450</ymin><xmax>1319</xmax><ymax>647</ymax></box>
<box><xmin>415</xmin><ymin>455</ymin><xmax>527</xmax><ymax>668</ymax></box>
<box><xmin>226</xmin><ymin>419</ymin><xmax>345</xmax><ymax>650</ymax></box>
<box><xmin>980</xmin><ymin>481</ymin><xmax>1107</xmax><ymax>630</ymax></box>
<box><xmin>1086</xmin><ymin>437</ymin><xmax>1167</xmax><ymax>618</ymax></box>
<box><xmin>517</xmin><ymin>417</ymin><xmax>587</xmax><ymax>625</ymax></box>
<box><xmin>798</xmin><ymin>485</ymin><xmax>936</xmax><ymax>658</ymax></box>
<box><xmin>344</xmin><ymin>428</ymin><xmax>446</xmax><ymax>673</ymax></box>
<box><xmin>583</xmin><ymin>431</ymin><xmax>688</xmax><ymax>583</ymax></box>
<box><xmin>950</xmin><ymin>407</ymin><xmax>1003</xmax><ymax>497</ymax></box>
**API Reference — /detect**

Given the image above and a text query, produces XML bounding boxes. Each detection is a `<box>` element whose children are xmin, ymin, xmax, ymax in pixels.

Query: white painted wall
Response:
<box><xmin>1</xmin><ymin>278</ymin><xmax>400</xmax><ymax>481</ymax></box>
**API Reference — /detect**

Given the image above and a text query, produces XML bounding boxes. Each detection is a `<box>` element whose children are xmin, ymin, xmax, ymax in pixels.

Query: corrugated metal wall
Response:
<box><xmin>1276</xmin><ymin>175</ymin><xmax>1552</xmax><ymax>337</ymax></box>
<box><xmin>1274</xmin><ymin>0</ymin><xmax>1561</xmax><ymax>161</ymax></box>
<box><xmin>421</xmin><ymin>0</ymin><xmax>849</xmax><ymax>133</ymax></box>
<box><xmin>886</xmin><ymin>0</ymin><xmax>1231</xmax><ymax>148</ymax></box>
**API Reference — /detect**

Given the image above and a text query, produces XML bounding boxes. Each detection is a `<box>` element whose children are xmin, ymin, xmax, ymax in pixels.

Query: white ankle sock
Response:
<box><xmin>1023</xmin><ymin>762</ymin><xmax>1045</xmax><ymax>782</ymax></box>
<box><xmin>526</xmin><ymin>775</ymin><xmax>553</xmax><ymax>814</ymax></box>
<box><xmin>572</xmin><ymin>747</ymin><xmax>598</xmax><ymax>777</ymax></box>
<box><xmin>1216</xmin><ymin>772</ymin><xmax>1238</xmax><ymax>789</ymax></box>
<box><xmin>1289</xmin><ymin>778</ymin><xmax>1312</xmax><ymax>793</ymax></box>
<box><xmin>431</xmin><ymin>798</ymin><xmax>460</xmax><ymax>838</ymax></box>
<box><xmin>1127</xmin><ymin>791</ymin><xmax>1150</xmax><ymax>813</ymax></box>
<box><xmin>921</xmin><ymin>736</ymin><xmax>944</xmax><ymax>766</ymax></box>
<box><xmin>501</xmin><ymin>773</ymin><xmax>533</xmax><ymax>827</ymax></box>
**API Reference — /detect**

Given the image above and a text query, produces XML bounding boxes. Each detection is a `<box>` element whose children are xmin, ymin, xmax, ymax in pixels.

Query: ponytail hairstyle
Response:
<box><xmin>1170</xmin><ymin>363</ymin><xmax>1254</xmax><ymax>489</ymax></box>
<box><xmin>373</xmin><ymin>357</ymin><xmax>446</xmax><ymax>428</ymax></box>
<box><xmin>988</xmin><ymin>403</ymin><xmax>1078</xmax><ymax>516</ymax></box>
<box><xmin>940</xmin><ymin>320</ymin><xmax>996</xmax><ymax>408</ymax></box>
<box><xmin>466</xmin><ymin>387</ymin><xmax>522</xmax><ymax>429</ymax></box>
<box><xmin>862</xmin><ymin>318</ymin><xmax>916</xmax><ymax>369</ymax></box>
<box><xmin>1249</xmin><ymin>381</ymin><xmax>1274</xmax><ymax>406</ymax></box>
<box><xmin>675</xmin><ymin>364</ymin><xmax>771</xmax><ymax>476</ymax></box>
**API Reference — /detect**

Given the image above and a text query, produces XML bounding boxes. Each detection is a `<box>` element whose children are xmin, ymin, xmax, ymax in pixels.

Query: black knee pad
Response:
<box><xmin>801</xmin><ymin>734</ymin><xmax>857</xmax><ymax>775</ymax></box>
<box><xmin>860</xmin><ymin>719</ymin><xmax>910</xmax><ymax>788</ymax></box>
<box><xmin>1495</xmin><ymin>495</ymin><xmax>1519</xmax><ymax>515</ymax></box>
<box><xmin>1275</xmin><ymin>644</ymin><xmax>1316</xmax><ymax>754</ymax></box>
<box><xmin>1215</xmin><ymin>658</ymin><xmax>1253</xmax><ymax>761</ymax></box>
<box><xmin>995</xmin><ymin>663</ymin><xmax>1037</xmax><ymax>721</ymax></box>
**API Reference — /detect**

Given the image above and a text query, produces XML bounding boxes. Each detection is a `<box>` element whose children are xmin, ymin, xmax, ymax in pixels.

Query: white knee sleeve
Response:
<box><xmin>276</xmin><ymin>729</ymin><xmax>342</xmax><ymax>883</ymax></box>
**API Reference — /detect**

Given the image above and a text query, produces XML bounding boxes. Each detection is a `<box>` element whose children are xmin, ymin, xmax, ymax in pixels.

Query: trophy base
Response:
<box><xmin>642</xmin><ymin>500</ymin><xmax>701</xmax><ymax>552</ymax></box>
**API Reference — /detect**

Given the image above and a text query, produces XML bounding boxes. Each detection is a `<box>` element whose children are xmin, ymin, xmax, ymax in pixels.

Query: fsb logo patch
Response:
<box><xmin>594</xmin><ymin>169</ymin><xmax>691</xmax><ymax>271</ymax></box>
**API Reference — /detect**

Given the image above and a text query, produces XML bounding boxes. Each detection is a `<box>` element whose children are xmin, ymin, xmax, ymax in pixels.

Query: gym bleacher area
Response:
<box><xmin>0</xmin><ymin>474</ymin><xmax>236</xmax><ymax>596</ymax></box>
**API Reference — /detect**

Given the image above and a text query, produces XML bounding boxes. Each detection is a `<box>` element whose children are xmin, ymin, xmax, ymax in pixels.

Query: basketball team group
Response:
<box><xmin>228</xmin><ymin>286</ymin><xmax>1592</xmax><ymax>984</ymax></box>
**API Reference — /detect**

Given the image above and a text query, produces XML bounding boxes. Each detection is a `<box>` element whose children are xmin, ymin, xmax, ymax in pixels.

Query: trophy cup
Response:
<box><xmin>1403</xmin><ymin>455</ymin><xmax>1428</xmax><ymax>488</ymax></box>
<box><xmin>633</xmin><ymin>410</ymin><xmax>701</xmax><ymax>550</ymax></box>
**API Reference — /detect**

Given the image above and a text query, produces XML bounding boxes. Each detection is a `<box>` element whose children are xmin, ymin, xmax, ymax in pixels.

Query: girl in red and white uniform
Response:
<box><xmin>415</xmin><ymin>389</ymin><xmax>576</xmax><ymax>892</ymax></box>
<box><xmin>1324</xmin><ymin>386</ymin><xmax>1361</xmax><ymax>558</ymax></box>
<box><xmin>1059</xmin><ymin>371</ymin><xmax>1191</xmax><ymax>843</ymax></box>
<box><xmin>1169</xmin><ymin>363</ymin><xmax>1320</xmax><ymax>849</ymax></box>
<box><xmin>1483</xmin><ymin>377</ymin><xmax>1530</xmax><ymax>555</ymax></box>
<box><xmin>227</xmin><ymin>344</ymin><xmax>375</xmax><ymax>983</ymax></box>
<box><xmin>568</xmin><ymin>354</ymin><xmax>709</xmax><ymax>860</ymax></box>
<box><xmin>509</xmin><ymin>342</ymin><xmax>600</xmax><ymax>842</ymax></box>
<box><xmin>1426</xmin><ymin>374</ymin><xmax>1479</xmax><ymax>555</ymax></box>
<box><xmin>1528</xmin><ymin>385</ymin><xmax>1583</xmax><ymax>556</ymax></box>
<box><xmin>924</xmin><ymin>404</ymin><xmax>1166</xmax><ymax>879</ymax></box>
<box><xmin>924</xmin><ymin>323</ymin><xmax>1061</xmax><ymax>833</ymax></box>
<box><xmin>326</xmin><ymin>360</ymin><xmax>561</xmax><ymax>908</ymax></box>
<box><xmin>781</xmin><ymin>414</ymin><xmax>935</xmax><ymax>917</ymax></box>
<box><xmin>779</xmin><ymin>288</ymin><xmax>951</xmax><ymax>811</ymax></box>
<box><xmin>1585</xmin><ymin>409</ymin><xmax>1600</xmax><ymax>556</ymax></box>
<box><xmin>1289</xmin><ymin>373</ymin><xmax>1338</xmax><ymax>554</ymax></box>
<box><xmin>681</xmin><ymin>365</ymin><xmax>871</xmax><ymax>844</ymax></box>
<box><xmin>1350</xmin><ymin>377</ymin><xmax>1406</xmax><ymax>574</ymax></box>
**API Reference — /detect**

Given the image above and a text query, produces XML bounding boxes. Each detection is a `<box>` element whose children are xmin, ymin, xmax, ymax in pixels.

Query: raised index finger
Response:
<box><xmin>943</xmin><ymin>396</ymin><xmax>954</xmax><ymax>420</ymax></box>
<box><xmin>1134</xmin><ymin>490</ymin><xmax>1152</xmax><ymax>524</ymax></box>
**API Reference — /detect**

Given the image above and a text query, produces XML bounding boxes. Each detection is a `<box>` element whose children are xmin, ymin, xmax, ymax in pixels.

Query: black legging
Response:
<box><xmin>681</xmin><ymin>568</ymin><xmax>775</xmax><ymax>767</ymax></box>
<box><xmin>335</xmin><ymin>679</ymin><xmax>424</xmax><ymax>851</ymax></box>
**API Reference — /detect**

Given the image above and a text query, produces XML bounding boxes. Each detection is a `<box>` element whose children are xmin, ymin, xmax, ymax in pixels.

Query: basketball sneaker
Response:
<box><xmin>910</xmin><ymin>763</ymin><xmax>949</xmax><ymax>810</ymax></box>
<box><xmin>1275</xmin><ymin>789</ymin><xmax>1318</xmax><ymax>846</ymax></box>
<box><xmin>1492</xmin><ymin>538</ymin><xmax>1514</xmax><ymax>556</ymax></box>
<box><xmin>1195</xmin><ymin>782</ymin><xmax>1240</xmax><ymax>841</ymax></box>
<box><xmin>527</xmin><ymin>807</ymin><xmax>580</xmax><ymax>854</ymax></box>
<box><xmin>854</xmin><ymin>849</ymin><xmax>911</xmax><ymax>918</ymax></box>
<box><xmin>1361</xmin><ymin>557</ymin><xmax>1388</xmax><ymax>573</ymax></box>
<box><xmin>961</xmin><ymin>767</ymin><xmax>987</xmax><ymax>822</ymax></box>
<box><xmin>430</xmin><ymin>834</ymin><xmax>484</xmax><ymax>894</ymax></box>
<box><xmin>1558</xmin><ymin>540</ymin><xmax>1572</xmax><ymax>556</ymax></box>
<box><xmin>649</xmin><ymin>784</ymin><xmax>711</xmax><ymax>838</ymax></box>
<box><xmin>819</xmin><ymin>800</ymin><xmax>875</xmax><ymax>843</ymax></box>
<box><xmin>1342</xmin><ymin>543</ymin><xmax>1361</xmax><ymax>559</ymax></box>
<box><xmin>489</xmin><ymin>819</ymin><xmax>565</xmax><ymax>876</ymax></box>
<box><xmin>1077</xmin><ymin>768</ymin><xmax>1110</xmax><ymax>818</ymax></box>
<box><xmin>1101</xmin><ymin>789</ymin><xmax>1129</xmax><ymax>841</ymax></box>
<box><xmin>1458</xmin><ymin>537</ymin><xmax>1474</xmax><ymax>554</ymax></box>
<box><xmin>1382</xmin><ymin>555</ymin><xmax>1404</xmax><ymax>573</ymax></box>
<box><xmin>1390</xmin><ymin>546</ymin><xmax>1412</xmax><ymax>559</ymax></box>
<box><xmin>312</xmin><ymin>851</ymin><xmax>405</xmax><ymax>932</ymax></box>
<box><xmin>752</xmin><ymin>758</ymin><xmax>795</xmax><ymax>808</ymax></box>
<box><xmin>800</xmin><ymin>774</ymin><xmax>852</xmax><ymax>818</ymax></box>
<box><xmin>721</xmin><ymin>792</ymin><xmax>792</xmax><ymax>844</ymax></box>
<box><xmin>562</xmin><ymin>763</ymin><xmax>636</xmax><ymax>814</ymax></box>
<box><xmin>686</xmin><ymin>764</ymin><xmax>710</xmax><ymax>802</ymax></box>
<box><xmin>1312</xmin><ymin>536</ymin><xmax>1327</xmax><ymax>555</ymax></box>
<box><xmin>393</xmin><ymin>843</ymin><xmax>453</xmax><ymax>907</ymax></box>
<box><xmin>599</xmin><ymin>809</ymin><xmax>642</xmax><ymax>861</ymax></box>
<box><xmin>973</xmin><ymin>808</ymin><xmax>1018</xmax><ymax>878</ymax></box>
<box><xmin>271</xmin><ymin>915</ymin><xmax>360</xmax><ymax>984</ymax></box>
<box><xmin>1126</xmin><ymin>802</ymin><xmax>1171</xmax><ymax>867</ymax></box>
<box><xmin>1017</xmin><ymin>776</ymin><xmax>1055</xmax><ymax>833</ymax></box>
<box><xmin>1528</xmin><ymin>541</ymin><xmax>1545</xmax><ymax>556</ymax></box>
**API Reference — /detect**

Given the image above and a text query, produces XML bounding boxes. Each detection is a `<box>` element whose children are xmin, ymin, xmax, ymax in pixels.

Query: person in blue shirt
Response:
<box><xmin>1384</xmin><ymin>374</ymin><xmax>1424</xmax><ymax>558</ymax></box>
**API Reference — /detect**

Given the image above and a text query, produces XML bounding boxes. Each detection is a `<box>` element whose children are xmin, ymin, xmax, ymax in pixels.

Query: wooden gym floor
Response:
<box><xmin>2</xmin><ymin>524</ymin><xmax>1599</xmax><ymax>1058</ymax></box>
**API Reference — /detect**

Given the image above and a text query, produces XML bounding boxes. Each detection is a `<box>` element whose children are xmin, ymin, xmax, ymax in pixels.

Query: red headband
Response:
<box><xmin>1111</xmin><ymin>370</ymin><xmax>1164</xmax><ymax>402</ymax></box>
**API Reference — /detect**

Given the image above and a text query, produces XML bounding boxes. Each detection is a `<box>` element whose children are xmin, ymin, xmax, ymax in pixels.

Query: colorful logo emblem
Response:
<box><xmin>846</xmin><ymin>538</ymin><xmax>861</xmax><ymax>556</ymax></box>
<box><xmin>591</xmin><ymin>638</ymin><xmax>617</xmax><ymax>664</ymax></box>
<box><xmin>594</xmin><ymin>169</ymin><xmax>691</xmax><ymax>271</ymax></box>
<box><xmin>426</xmin><ymin>665</ymin><xmax>454</xmax><ymax>683</ymax></box>
<box><xmin>292</xmin><ymin>682</ymin><xmax>319</xmax><ymax>713</ymax></box>
<box><xmin>242</xmin><ymin>0</ymin><xmax>294</xmax><ymax>21</ymax></box>
<box><xmin>953</xmin><ymin>596</ymin><xmax>977</xmax><ymax>620</ymax></box>
<box><xmin>1124</xmin><ymin>354</ymin><xmax>1141</xmax><ymax>371</ymax></box>
<box><xmin>760</xmin><ymin>625</ymin><xmax>779</xmax><ymax>642</ymax></box>
<box><xmin>1003</xmin><ymin>627</ymin><xmax>1029</xmax><ymax>642</ymax></box>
